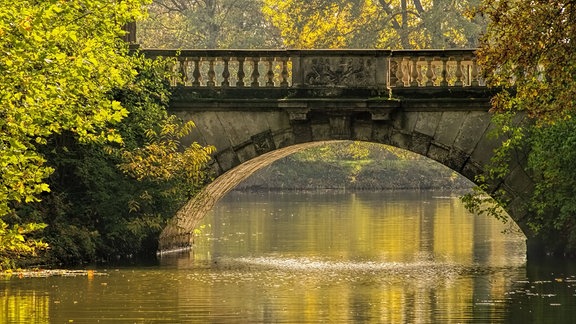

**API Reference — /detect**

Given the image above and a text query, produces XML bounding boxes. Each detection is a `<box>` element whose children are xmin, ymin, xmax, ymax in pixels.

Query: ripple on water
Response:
<box><xmin>210</xmin><ymin>256</ymin><xmax>491</xmax><ymax>283</ymax></box>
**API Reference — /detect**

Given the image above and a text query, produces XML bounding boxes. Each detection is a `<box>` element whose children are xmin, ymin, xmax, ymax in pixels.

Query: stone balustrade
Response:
<box><xmin>389</xmin><ymin>50</ymin><xmax>482</xmax><ymax>88</ymax></box>
<box><xmin>141</xmin><ymin>49</ymin><xmax>483</xmax><ymax>91</ymax></box>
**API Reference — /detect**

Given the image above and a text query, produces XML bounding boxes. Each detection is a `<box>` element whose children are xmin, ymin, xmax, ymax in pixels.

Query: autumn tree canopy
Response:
<box><xmin>469</xmin><ymin>0</ymin><xmax>576</xmax><ymax>255</ymax></box>
<box><xmin>262</xmin><ymin>0</ymin><xmax>485</xmax><ymax>49</ymax></box>
<box><xmin>138</xmin><ymin>0</ymin><xmax>283</xmax><ymax>48</ymax></box>
<box><xmin>139</xmin><ymin>0</ymin><xmax>486</xmax><ymax>49</ymax></box>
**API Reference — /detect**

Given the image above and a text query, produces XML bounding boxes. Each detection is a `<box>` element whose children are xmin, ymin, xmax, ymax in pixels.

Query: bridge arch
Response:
<box><xmin>158</xmin><ymin>99</ymin><xmax>534</xmax><ymax>253</ymax></box>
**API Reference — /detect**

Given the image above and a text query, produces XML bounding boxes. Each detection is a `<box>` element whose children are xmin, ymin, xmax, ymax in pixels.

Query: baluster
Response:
<box><xmin>389</xmin><ymin>59</ymin><xmax>398</xmax><ymax>86</ymax></box>
<box><xmin>280</xmin><ymin>57</ymin><xmax>289</xmax><ymax>87</ymax></box>
<box><xmin>410</xmin><ymin>57</ymin><xmax>419</xmax><ymax>87</ymax></box>
<box><xmin>470</xmin><ymin>58</ymin><xmax>479</xmax><ymax>86</ymax></box>
<box><xmin>440</xmin><ymin>57</ymin><xmax>448</xmax><ymax>87</ymax></box>
<box><xmin>221</xmin><ymin>57</ymin><xmax>230</xmax><ymax>88</ymax></box>
<box><xmin>425</xmin><ymin>57</ymin><xmax>434</xmax><ymax>87</ymax></box>
<box><xmin>207</xmin><ymin>58</ymin><xmax>216</xmax><ymax>88</ymax></box>
<box><xmin>454</xmin><ymin>56</ymin><xmax>463</xmax><ymax>87</ymax></box>
<box><xmin>191</xmin><ymin>57</ymin><xmax>201</xmax><ymax>87</ymax></box>
<box><xmin>395</xmin><ymin>57</ymin><xmax>404</xmax><ymax>87</ymax></box>
<box><xmin>251</xmin><ymin>57</ymin><xmax>260</xmax><ymax>87</ymax></box>
<box><xmin>236</xmin><ymin>56</ymin><xmax>245</xmax><ymax>87</ymax></box>
<box><xmin>266</xmin><ymin>57</ymin><xmax>275</xmax><ymax>87</ymax></box>
<box><xmin>417</xmin><ymin>64</ymin><xmax>424</xmax><ymax>85</ymax></box>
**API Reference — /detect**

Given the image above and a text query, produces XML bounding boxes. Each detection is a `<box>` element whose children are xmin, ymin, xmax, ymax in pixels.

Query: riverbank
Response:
<box><xmin>0</xmin><ymin>269</ymin><xmax>106</xmax><ymax>278</ymax></box>
<box><xmin>234</xmin><ymin>157</ymin><xmax>473</xmax><ymax>192</ymax></box>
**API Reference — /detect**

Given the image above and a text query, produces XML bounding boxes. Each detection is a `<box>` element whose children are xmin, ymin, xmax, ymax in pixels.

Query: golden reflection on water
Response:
<box><xmin>0</xmin><ymin>288</ymin><xmax>49</xmax><ymax>323</ymax></box>
<box><xmin>195</xmin><ymin>191</ymin><xmax>526</xmax><ymax>265</ymax></box>
<box><xmin>180</xmin><ymin>191</ymin><xmax>528</xmax><ymax>322</ymax></box>
<box><xmin>0</xmin><ymin>191</ymin><xmax>530</xmax><ymax>323</ymax></box>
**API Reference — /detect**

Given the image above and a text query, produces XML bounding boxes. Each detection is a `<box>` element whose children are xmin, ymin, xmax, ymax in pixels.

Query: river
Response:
<box><xmin>2</xmin><ymin>190</ymin><xmax>576</xmax><ymax>323</ymax></box>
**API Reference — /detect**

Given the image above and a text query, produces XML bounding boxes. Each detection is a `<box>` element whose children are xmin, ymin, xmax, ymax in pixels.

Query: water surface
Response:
<box><xmin>3</xmin><ymin>191</ymin><xmax>576</xmax><ymax>323</ymax></box>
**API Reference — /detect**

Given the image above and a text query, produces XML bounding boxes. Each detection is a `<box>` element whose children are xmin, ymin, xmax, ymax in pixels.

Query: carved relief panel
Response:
<box><xmin>302</xmin><ymin>57</ymin><xmax>377</xmax><ymax>88</ymax></box>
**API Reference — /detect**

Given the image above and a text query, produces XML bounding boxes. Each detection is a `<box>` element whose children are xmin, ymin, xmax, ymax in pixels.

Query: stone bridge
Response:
<box><xmin>140</xmin><ymin>49</ymin><xmax>534</xmax><ymax>255</ymax></box>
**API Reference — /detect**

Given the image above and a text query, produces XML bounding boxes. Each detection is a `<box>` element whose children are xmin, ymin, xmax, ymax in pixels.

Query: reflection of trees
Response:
<box><xmin>1</xmin><ymin>288</ymin><xmax>49</xmax><ymax>323</ymax></box>
<box><xmin>197</xmin><ymin>191</ymin><xmax>524</xmax><ymax>262</ymax></box>
<box><xmin>187</xmin><ymin>191</ymin><xmax>527</xmax><ymax>322</ymax></box>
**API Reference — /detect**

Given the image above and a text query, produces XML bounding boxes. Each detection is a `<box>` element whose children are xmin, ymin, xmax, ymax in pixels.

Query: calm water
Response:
<box><xmin>3</xmin><ymin>190</ymin><xmax>576</xmax><ymax>323</ymax></box>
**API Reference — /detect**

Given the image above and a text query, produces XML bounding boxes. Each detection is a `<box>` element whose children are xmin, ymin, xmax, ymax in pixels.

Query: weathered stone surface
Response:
<box><xmin>291</xmin><ymin>122</ymin><xmax>312</xmax><ymax>143</ymax></box>
<box><xmin>415</xmin><ymin>112</ymin><xmax>442</xmax><ymax>137</ymax></box>
<box><xmin>251</xmin><ymin>130</ymin><xmax>276</xmax><ymax>155</ymax></box>
<box><xmin>393</xmin><ymin>111</ymin><xmax>418</xmax><ymax>133</ymax></box>
<box><xmin>504</xmin><ymin>164</ymin><xmax>535</xmax><ymax>200</ymax></box>
<box><xmin>445</xmin><ymin>148</ymin><xmax>469</xmax><ymax>172</ymax></box>
<box><xmin>434</xmin><ymin>111</ymin><xmax>469</xmax><ymax>147</ymax></box>
<box><xmin>215</xmin><ymin>148</ymin><xmax>240</xmax><ymax>173</ymax></box>
<box><xmin>390</xmin><ymin>129</ymin><xmax>412</xmax><ymax>149</ymax></box>
<box><xmin>409</xmin><ymin>133</ymin><xmax>432</xmax><ymax>156</ymax></box>
<box><xmin>427</xmin><ymin>143</ymin><xmax>450</xmax><ymax>166</ymax></box>
<box><xmin>301</xmin><ymin>56</ymin><xmax>376</xmax><ymax>87</ymax></box>
<box><xmin>371</xmin><ymin>122</ymin><xmax>391</xmax><ymax>144</ymax></box>
<box><xmin>175</xmin><ymin>111</ymin><xmax>227</xmax><ymax>149</ymax></box>
<box><xmin>310</xmin><ymin>122</ymin><xmax>331</xmax><ymax>141</ymax></box>
<box><xmin>235</xmin><ymin>144</ymin><xmax>257</xmax><ymax>164</ymax></box>
<box><xmin>352</xmin><ymin>120</ymin><xmax>373</xmax><ymax>140</ymax></box>
<box><xmin>453</xmin><ymin>111</ymin><xmax>492</xmax><ymax>154</ymax></box>
<box><xmin>328</xmin><ymin>115</ymin><xmax>352</xmax><ymax>139</ymax></box>
<box><xmin>470</xmin><ymin>122</ymin><xmax>501</xmax><ymax>167</ymax></box>
<box><xmin>461</xmin><ymin>160</ymin><xmax>483</xmax><ymax>182</ymax></box>
<box><xmin>213</xmin><ymin>112</ymin><xmax>256</xmax><ymax>147</ymax></box>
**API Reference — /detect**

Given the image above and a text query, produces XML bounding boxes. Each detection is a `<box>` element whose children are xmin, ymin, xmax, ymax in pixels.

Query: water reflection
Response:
<box><xmin>171</xmin><ymin>190</ymin><xmax>529</xmax><ymax>323</ymax></box>
<box><xmin>0</xmin><ymin>288</ymin><xmax>49</xmax><ymax>323</ymax></box>
<box><xmin>11</xmin><ymin>190</ymin><xmax>576</xmax><ymax>323</ymax></box>
<box><xmin>193</xmin><ymin>191</ymin><xmax>526</xmax><ymax>266</ymax></box>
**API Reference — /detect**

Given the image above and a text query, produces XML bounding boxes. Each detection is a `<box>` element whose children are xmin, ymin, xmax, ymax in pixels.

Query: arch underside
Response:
<box><xmin>159</xmin><ymin>107</ymin><xmax>533</xmax><ymax>253</ymax></box>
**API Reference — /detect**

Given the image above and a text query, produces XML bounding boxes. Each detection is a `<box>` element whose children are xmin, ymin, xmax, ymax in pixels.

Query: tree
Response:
<box><xmin>262</xmin><ymin>0</ymin><xmax>486</xmax><ymax>49</ymax></box>
<box><xmin>465</xmin><ymin>0</ymin><xmax>576</xmax><ymax>255</ymax></box>
<box><xmin>0</xmin><ymin>0</ymin><xmax>216</xmax><ymax>267</ymax></box>
<box><xmin>138</xmin><ymin>0</ymin><xmax>283</xmax><ymax>48</ymax></box>
<box><xmin>0</xmin><ymin>0</ymin><xmax>152</xmax><ymax>268</ymax></box>
<box><xmin>18</xmin><ymin>56</ymin><xmax>215</xmax><ymax>264</ymax></box>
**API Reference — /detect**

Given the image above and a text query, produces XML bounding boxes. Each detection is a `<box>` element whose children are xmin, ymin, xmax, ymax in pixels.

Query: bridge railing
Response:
<box><xmin>141</xmin><ymin>49</ymin><xmax>292</xmax><ymax>88</ymax></box>
<box><xmin>141</xmin><ymin>49</ymin><xmax>483</xmax><ymax>90</ymax></box>
<box><xmin>390</xmin><ymin>50</ymin><xmax>483</xmax><ymax>88</ymax></box>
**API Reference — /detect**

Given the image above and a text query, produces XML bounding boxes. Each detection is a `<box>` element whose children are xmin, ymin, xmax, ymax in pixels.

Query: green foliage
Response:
<box><xmin>0</xmin><ymin>221</ymin><xmax>47</xmax><ymax>270</ymax></box>
<box><xmin>118</xmin><ymin>115</ymin><xmax>214</xmax><ymax>185</ymax></box>
<box><xmin>0</xmin><ymin>0</ymin><xmax>151</xmax><ymax>267</ymax></box>
<box><xmin>467</xmin><ymin>0</ymin><xmax>576</xmax><ymax>255</ymax></box>
<box><xmin>16</xmin><ymin>55</ymin><xmax>215</xmax><ymax>265</ymax></box>
<box><xmin>526</xmin><ymin>119</ymin><xmax>576</xmax><ymax>251</ymax></box>
<box><xmin>460</xmin><ymin>183</ymin><xmax>509</xmax><ymax>224</ymax></box>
